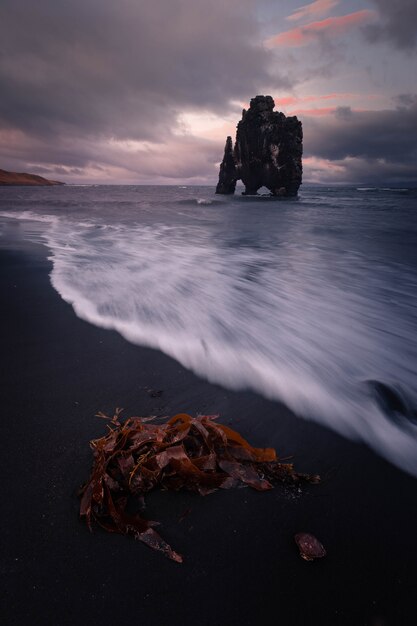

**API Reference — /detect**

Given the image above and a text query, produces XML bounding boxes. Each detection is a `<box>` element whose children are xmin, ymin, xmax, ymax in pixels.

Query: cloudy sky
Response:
<box><xmin>0</xmin><ymin>0</ymin><xmax>416</xmax><ymax>185</ymax></box>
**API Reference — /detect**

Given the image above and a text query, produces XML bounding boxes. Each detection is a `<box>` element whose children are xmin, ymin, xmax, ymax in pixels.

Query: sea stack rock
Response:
<box><xmin>215</xmin><ymin>136</ymin><xmax>237</xmax><ymax>194</ymax></box>
<box><xmin>216</xmin><ymin>95</ymin><xmax>303</xmax><ymax>197</ymax></box>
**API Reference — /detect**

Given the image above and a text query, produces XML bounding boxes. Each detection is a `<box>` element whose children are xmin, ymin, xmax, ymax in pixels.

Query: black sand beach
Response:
<box><xmin>1</xmin><ymin>241</ymin><xmax>417</xmax><ymax>626</ymax></box>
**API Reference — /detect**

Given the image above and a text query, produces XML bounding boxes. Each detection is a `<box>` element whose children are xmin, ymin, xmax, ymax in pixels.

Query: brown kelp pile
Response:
<box><xmin>80</xmin><ymin>411</ymin><xmax>320</xmax><ymax>562</ymax></box>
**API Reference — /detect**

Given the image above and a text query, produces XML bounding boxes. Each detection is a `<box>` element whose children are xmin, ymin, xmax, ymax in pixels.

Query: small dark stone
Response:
<box><xmin>367</xmin><ymin>380</ymin><xmax>417</xmax><ymax>425</ymax></box>
<box><xmin>294</xmin><ymin>532</ymin><xmax>326</xmax><ymax>561</ymax></box>
<box><xmin>368</xmin><ymin>380</ymin><xmax>408</xmax><ymax>415</ymax></box>
<box><xmin>147</xmin><ymin>389</ymin><xmax>163</xmax><ymax>398</ymax></box>
<box><xmin>216</xmin><ymin>95</ymin><xmax>303</xmax><ymax>197</ymax></box>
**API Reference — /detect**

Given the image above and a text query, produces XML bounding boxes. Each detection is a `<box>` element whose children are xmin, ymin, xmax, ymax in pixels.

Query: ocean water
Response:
<box><xmin>1</xmin><ymin>184</ymin><xmax>417</xmax><ymax>474</ymax></box>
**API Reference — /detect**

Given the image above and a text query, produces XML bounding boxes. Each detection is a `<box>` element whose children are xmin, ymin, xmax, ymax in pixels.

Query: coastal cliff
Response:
<box><xmin>216</xmin><ymin>95</ymin><xmax>303</xmax><ymax>197</ymax></box>
<box><xmin>0</xmin><ymin>168</ymin><xmax>64</xmax><ymax>186</ymax></box>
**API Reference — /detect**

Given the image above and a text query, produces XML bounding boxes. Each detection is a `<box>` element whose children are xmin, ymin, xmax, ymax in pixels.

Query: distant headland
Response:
<box><xmin>216</xmin><ymin>95</ymin><xmax>303</xmax><ymax>197</ymax></box>
<box><xmin>0</xmin><ymin>168</ymin><xmax>65</xmax><ymax>186</ymax></box>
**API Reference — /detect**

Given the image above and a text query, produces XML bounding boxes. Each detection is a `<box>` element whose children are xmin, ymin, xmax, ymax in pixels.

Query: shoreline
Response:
<box><xmin>1</xmin><ymin>238</ymin><xmax>417</xmax><ymax>625</ymax></box>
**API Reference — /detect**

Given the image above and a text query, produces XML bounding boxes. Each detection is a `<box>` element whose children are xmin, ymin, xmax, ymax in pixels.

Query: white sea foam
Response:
<box><xmin>48</xmin><ymin>222</ymin><xmax>417</xmax><ymax>475</ymax></box>
<box><xmin>0</xmin><ymin>210</ymin><xmax>59</xmax><ymax>224</ymax></box>
<box><xmin>2</xmin><ymin>194</ymin><xmax>417</xmax><ymax>476</ymax></box>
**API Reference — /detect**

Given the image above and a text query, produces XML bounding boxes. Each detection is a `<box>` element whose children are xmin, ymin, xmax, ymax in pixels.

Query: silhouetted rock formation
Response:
<box><xmin>215</xmin><ymin>137</ymin><xmax>236</xmax><ymax>194</ymax></box>
<box><xmin>216</xmin><ymin>95</ymin><xmax>303</xmax><ymax>197</ymax></box>
<box><xmin>0</xmin><ymin>168</ymin><xmax>64</xmax><ymax>186</ymax></box>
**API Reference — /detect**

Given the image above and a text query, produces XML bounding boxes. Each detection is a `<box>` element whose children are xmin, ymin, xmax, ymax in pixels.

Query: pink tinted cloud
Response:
<box><xmin>266</xmin><ymin>10</ymin><xmax>377</xmax><ymax>48</ymax></box>
<box><xmin>288</xmin><ymin>105</ymin><xmax>368</xmax><ymax>117</ymax></box>
<box><xmin>302</xmin><ymin>156</ymin><xmax>346</xmax><ymax>182</ymax></box>
<box><xmin>286</xmin><ymin>0</ymin><xmax>340</xmax><ymax>23</ymax></box>
<box><xmin>303</xmin><ymin>156</ymin><xmax>345</xmax><ymax>172</ymax></box>
<box><xmin>289</xmin><ymin>106</ymin><xmax>338</xmax><ymax>116</ymax></box>
<box><xmin>274</xmin><ymin>92</ymin><xmax>356</xmax><ymax>107</ymax></box>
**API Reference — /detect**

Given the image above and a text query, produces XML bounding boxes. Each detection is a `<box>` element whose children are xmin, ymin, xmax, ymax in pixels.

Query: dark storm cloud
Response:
<box><xmin>304</xmin><ymin>99</ymin><xmax>417</xmax><ymax>184</ymax></box>
<box><xmin>305</xmin><ymin>101</ymin><xmax>417</xmax><ymax>162</ymax></box>
<box><xmin>366</xmin><ymin>0</ymin><xmax>417</xmax><ymax>50</ymax></box>
<box><xmin>395</xmin><ymin>94</ymin><xmax>417</xmax><ymax>108</ymax></box>
<box><xmin>0</xmin><ymin>0</ymin><xmax>275</xmax><ymax>143</ymax></box>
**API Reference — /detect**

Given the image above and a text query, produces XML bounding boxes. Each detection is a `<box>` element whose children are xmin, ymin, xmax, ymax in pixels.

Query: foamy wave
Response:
<box><xmin>0</xmin><ymin>210</ymin><xmax>98</xmax><ymax>230</ymax></box>
<box><xmin>357</xmin><ymin>187</ymin><xmax>409</xmax><ymax>193</ymax></box>
<box><xmin>2</xmin><ymin>205</ymin><xmax>417</xmax><ymax>476</ymax></box>
<box><xmin>0</xmin><ymin>210</ymin><xmax>59</xmax><ymax>224</ymax></box>
<box><xmin>43</xmin><ymin>219</ymin><xmax>417</xmax><ymax>476</ymax></box>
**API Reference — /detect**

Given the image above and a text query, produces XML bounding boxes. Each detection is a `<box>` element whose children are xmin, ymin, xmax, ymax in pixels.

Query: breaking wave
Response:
<box><xmin>2</xmin><ymin>186</ymin><xmax>417</xmax><ymax>476</ymax></box>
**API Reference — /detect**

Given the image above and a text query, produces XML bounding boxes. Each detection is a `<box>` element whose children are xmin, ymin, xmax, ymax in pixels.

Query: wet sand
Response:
<box><xmin>1</xmin><ymin>242</ymin><xmax>416</xmax><ymax>626</ymax></box>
